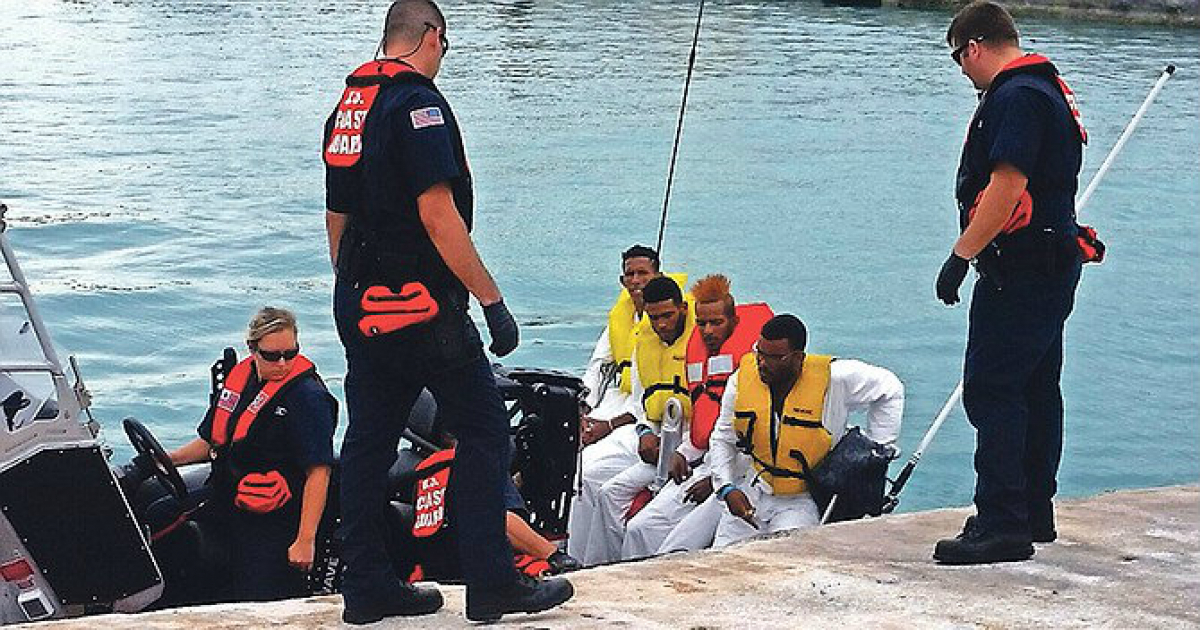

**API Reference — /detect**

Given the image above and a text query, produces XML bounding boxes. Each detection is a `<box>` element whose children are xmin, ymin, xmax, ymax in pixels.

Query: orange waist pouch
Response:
<box><xmin>235</xmin><ymin>470</ymin><xmax>292</xmax><ymax>514</ymax></box>
<box><xmin>1075</xmin><ymin>224</ymin><xmax>1105</xmax><ymax>263</ymax></box>
<box><xmin>358</xmin><ymin>282</ymin><xmax>440</xmax><ymax>337</ymax></box>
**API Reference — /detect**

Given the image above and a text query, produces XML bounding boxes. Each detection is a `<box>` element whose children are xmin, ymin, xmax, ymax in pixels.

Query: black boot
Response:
<box><xmin>962</xmin><ymin>513</ymin><xmax>1056</xmax><ymax>544</ymax></box>
<box><xmin>465</xmin><ymin>574</ymin><xmax>574</xmax><ymax>623</ymax></box>
<box><xmin>1028</xmin><ymin>505</ymin><xmax>1058</xmax><ymax>543</ymax></box>
<box><xmin>342</xmin><ymin>583</ymin><xmax>445</xmax><ymax>625</ymax></box>
<box><xmin>546</xmin><ymin>550</ymin><xmax>582</xmax><ymax>575</ymax></box>
<box><xmin>1031</xmin><ymin>523</ymin><xmax>1057</xmax><ymax>544</ymax></box>
<box><xmin>934</xmin><ymin>517</ymin><xmax>1033</xmax><ymax>565</ymax></box>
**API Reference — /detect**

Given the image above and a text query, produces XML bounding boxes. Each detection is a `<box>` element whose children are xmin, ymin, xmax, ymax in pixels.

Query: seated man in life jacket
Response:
<box><xmin>567</xmin><ymin>245</ymin><xmax>687</xmax><ymax>560</ymax></box>
<box><xmin>621</xmin><ymin>275</ymin><xmax>772</xmax><ymax>560</ymax></box>
<box><xmin>168</xmin><ymin>307</ymin><xmax>338</xmax><ymax>602</ymax></box>
<box><xmin>578</xmin><ymin>275</ymin><xmax>695</xmax><ymax>565</ymax></box>
<box><xmin>411</xmin><ymin>427</ymin><xmax>581</xmax><ymax>578</ymax></box>
<box><xmin>708</xmin><ymin>314</ymin><xmax>904</xmax><ymax>546</ymax></box>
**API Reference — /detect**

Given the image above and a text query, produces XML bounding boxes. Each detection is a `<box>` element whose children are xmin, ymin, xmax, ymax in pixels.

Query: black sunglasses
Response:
<box><xmin>424</xmin><ymin>22</ymin><xmax>449</xmax><ymax>57</ymax></box>
<box><xmin>254</xmin><ymin>346</ymin><xmax>300</xmax><ymax>362</ymax></box>
<box><xmin>951</xmin><ymin>37</ymin><xmax>985</xmax><ymax>66</ymax></box>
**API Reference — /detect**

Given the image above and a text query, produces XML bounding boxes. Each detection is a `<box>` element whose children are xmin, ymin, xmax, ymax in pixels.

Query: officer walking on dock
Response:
<box><xmin>322</xmin><ymin>0</ymin><xmax>573</xmax><ymax>622</ymax></box>
<box><xmin>934</xmin><ymin>1</ymin><xmax>1088</xmax><ymax>564</ymax></box>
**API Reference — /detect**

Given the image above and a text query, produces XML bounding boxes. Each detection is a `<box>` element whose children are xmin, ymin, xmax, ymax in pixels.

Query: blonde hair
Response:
<box><xmin>691</xmin><ymin>274</ymin><xmax>735</xmax><ymax>316</ymax></box>
<box><xmin>247</xmin><ymin>306</ymin><xmax>298</xmax><ymax>345</ymax></box>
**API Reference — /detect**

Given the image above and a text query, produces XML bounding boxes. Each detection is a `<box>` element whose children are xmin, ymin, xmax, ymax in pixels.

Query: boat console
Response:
<box><xmin>0</xmin><ymin>204</ymin><xmax>164</xmax><ymax>623</ymax></box>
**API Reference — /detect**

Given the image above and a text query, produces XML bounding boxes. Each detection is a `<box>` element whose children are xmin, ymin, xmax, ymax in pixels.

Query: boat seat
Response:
<box><xmin>386</xmin><ymin>389</ymin><xmax>440</xmax><ymax>502</ymax></box>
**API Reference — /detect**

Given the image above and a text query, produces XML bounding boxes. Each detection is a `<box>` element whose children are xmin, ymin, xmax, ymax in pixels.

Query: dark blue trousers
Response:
<box><xmin>194</xmin><ymin>503</ymin><xmax>307</xmax><ymax>602</ymax></box>
<box><xmin>963</xmin><ymin>261</ymin><xmax>1081</xmax><ymax>535</ymax></box>
<box><xmin>334</xmin><ymin>280</ymin><xmax>516</xmax><ymax>604</ymax></box>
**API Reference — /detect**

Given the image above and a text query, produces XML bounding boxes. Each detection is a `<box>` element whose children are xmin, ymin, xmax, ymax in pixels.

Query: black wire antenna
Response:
<box><xmin>655</xmin><ymin>0</ymin><xmax>707</xmax><ymax>259</ymax></box>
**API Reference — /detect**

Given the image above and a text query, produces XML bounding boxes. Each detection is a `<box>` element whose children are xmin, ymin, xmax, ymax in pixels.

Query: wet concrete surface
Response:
<box><xmin>33</xmin><ymin>484</ymin><xmax>1199</xmax><ymax>629</ymax></box>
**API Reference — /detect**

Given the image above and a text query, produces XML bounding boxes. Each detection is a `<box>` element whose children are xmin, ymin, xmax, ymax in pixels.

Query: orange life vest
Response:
<box><xmin>979</xmin><ymin>54</ymin><xmax>1101</xmax><ymax>263</ymax></box>
<box><xmin>208</xmin><ymin>355</ymin><xmax>317</xmax><ymax>514</ymax></box>
<box><xmin>323</xmin><ymin>59</ymin><xmax>425</xmax><ymax>168</ymax></box>
<box><xmin>683</xmin><ymin>303</ymin><xmax>774</xmax><ymax>452</ymax></box>
<box><xmin>210</xmin><ymin>356</ymin><xmax>316</xmax><ymax>447</ymax></box>
<box><xmin>959</xmin><ymin>54</ymin><xmax>1087</xmax><ymax>238</ymax></box>
<box><xmin>1003</xmin><ymin>54</ymin><xmax>1088</xmax><ymax>145</ymax></box>
<box><xmin>412</xmin><ymin>448</ymin><xmax>455</xmax><ymax>538</ymax></box>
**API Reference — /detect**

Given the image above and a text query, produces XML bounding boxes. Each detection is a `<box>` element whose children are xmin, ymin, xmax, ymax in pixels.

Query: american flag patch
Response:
<box><xmin>248</xmin><ymin>391</ymin><xmax>270</xmax><ymax>414</ymax></box>
<box><xmin>410</xmin><ymin>106</ymin><xmax>445</xmax><ymax>129</ymax></box>
<box><xmin>217</xmin><ymin>389</ymin><xmax>240</xmax><ymax>412</ymax></box>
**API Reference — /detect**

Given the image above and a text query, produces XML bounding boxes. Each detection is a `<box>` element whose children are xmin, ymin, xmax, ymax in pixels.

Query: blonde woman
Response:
<box><xmin>170</xmin><ymin>307</ymin><xmax>337</xmax><ymax>601</ymax></box>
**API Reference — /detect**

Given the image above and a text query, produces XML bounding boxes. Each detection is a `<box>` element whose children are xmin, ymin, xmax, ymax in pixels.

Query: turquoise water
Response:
<box><xmin>1</xmin><ymin>1</ymin><xmax>1196</xmax><ymax>514</ymax></box>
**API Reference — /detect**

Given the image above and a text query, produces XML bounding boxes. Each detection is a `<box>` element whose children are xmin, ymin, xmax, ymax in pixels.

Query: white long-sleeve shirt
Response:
<box><xmin>626</xmin><ymin>358</ymin><xmax>650</xmax><ymax>429</ymax></box>
<box><xmin>676</xmin><ymin>411</ymin><xmax>710</xmax><ymax>463</ymax></box>
<box><xmin>582</xmin><ymin>320</ymin><xmax>643</xmax><ymax>422</ymax></box>
<box><xmin>582</xmin><ymin>324</ymin><xmax>616</xmax><ymax>410</ymax></box>
<box><xmin>709</xmin><ymin>358</ymin><xmax>905</xmax><ymax>494</ymax></box>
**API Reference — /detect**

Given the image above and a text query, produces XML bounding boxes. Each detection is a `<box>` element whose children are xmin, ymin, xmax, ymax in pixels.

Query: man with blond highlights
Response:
<box><xmin>169</xmin><ymin>307</ymin><xmax>337</xmax><ymax>601</ymax></box>
<box><xmin>622</xmin><ymin>275</ymin><xmax>772</xmax><ymax>559</ymax></box>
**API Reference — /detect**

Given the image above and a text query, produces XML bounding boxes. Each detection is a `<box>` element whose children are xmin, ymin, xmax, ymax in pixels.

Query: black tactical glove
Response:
<box><xmin>483</xmin><ymin>299</ymin><xmax>519</xmax><ymax>357</ymax></box>
<box><xmin>936</xmin><ymin>253</ymin><xmax>970</xmax><ymax>306</ymax></box>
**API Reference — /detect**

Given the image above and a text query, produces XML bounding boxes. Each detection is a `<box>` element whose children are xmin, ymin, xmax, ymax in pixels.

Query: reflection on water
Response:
<box><xmin>0</xmin><ymin>0</ymin><xmax>1196</xmax><ymax>512</ymax></box>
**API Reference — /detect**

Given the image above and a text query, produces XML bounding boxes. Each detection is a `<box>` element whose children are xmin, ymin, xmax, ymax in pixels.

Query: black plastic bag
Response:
<box><xmin>808</xmin><ymin>427</ymin><xmax>897</xmax><ymax>523</ymax></box>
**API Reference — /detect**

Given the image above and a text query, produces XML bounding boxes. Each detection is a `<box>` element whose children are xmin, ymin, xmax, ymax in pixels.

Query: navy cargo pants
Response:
<box><xmin>333</xmin><ymin>279</ymin><xmax>516</xmax><ymax>604</ymax></box>
<box><xmin>963</xmin><ymin>258</ymin><xmax>1081</xmax><ymax>536</ymax></box>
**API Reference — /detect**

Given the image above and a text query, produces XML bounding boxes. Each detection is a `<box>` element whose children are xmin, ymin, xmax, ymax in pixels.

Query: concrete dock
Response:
<box><xmin>37</xmin><ymin>485</ymin><xmax>1199</xmax><ymax>629</ymax></box>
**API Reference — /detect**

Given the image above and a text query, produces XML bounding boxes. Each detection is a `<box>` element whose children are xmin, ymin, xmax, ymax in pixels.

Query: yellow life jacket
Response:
<box><xmin>732</xmin><ymin>353</ymin><xmax>834</xmax><ymax>495</ymax></box>
<box><xmin>635</xmin><ymin>304</ymin><xmax>696</xmax><ymax>424</ymax></box>
<box><xmin>606</xmin><ymin>272</ymin><xmax>687</xmax><ymax>394</ymax></box>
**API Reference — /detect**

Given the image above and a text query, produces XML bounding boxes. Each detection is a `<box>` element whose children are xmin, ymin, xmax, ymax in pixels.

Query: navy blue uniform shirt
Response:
<box><xmin>957</xmin><ymin>66</ymin><xmax>1083</xmax><ymax>235</ymax></box>
<box><xmin>325</xmin><ymin>76</ymin><xmax>473</xmax><ymax>253</ymax></box>
<box><xmin>199</xmin><ymin>373</ymin><xmax>337</xmax><ymax>473</ymax></box>
<box><xmin>324</xmin><ymin>68</ymin><xmax>484</xmax><ymax>369</ymax></box>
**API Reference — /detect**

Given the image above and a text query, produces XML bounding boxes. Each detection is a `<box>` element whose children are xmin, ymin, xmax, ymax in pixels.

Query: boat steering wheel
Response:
<box><xmin>123</xmin><ymin>417</ymin><xmax>188</xmax><ymax>501</ymax></box>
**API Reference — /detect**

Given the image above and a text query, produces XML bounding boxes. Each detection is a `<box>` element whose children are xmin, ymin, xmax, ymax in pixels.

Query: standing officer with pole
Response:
<box><xmin>934</xmin><ymin>1</ymin><xmax>1091</xmax><ymax>565</ymax></box>
<box><xmin>323</xmin><ymin>0</ymin><xmax>572</xmax><ymax>623</ymax></box>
